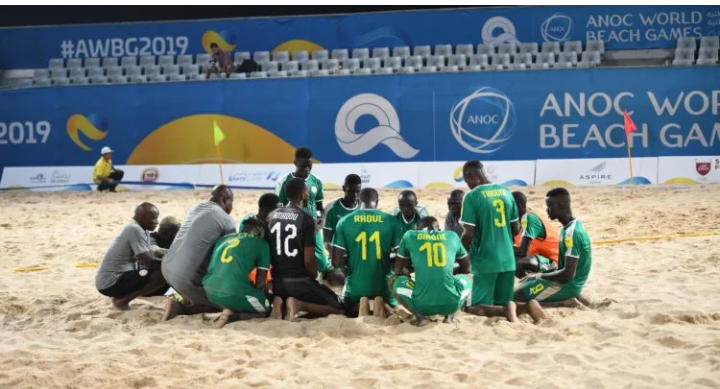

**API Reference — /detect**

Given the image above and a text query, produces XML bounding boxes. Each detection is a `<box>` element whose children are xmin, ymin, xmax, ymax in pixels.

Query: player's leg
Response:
<box><xmin>208</xmin><ymin>287</ymin><xmax>270</xmax><ymax>328</ymax></box>
<box><xmin>270</xmin><ymin>296</ymin><xmax>284</xmax><ymax>320</ymax></box>
<box><xmin>341</xmin><ymin>293</ymin><xmax>361</xmax><ymax>317</ymax></box>
<box><xmin>161</xmin><ymin>276</ymin><xmax>221</xmax><ymax>321</ymax></box>
<box><xmin>392</xmin><ymin>276</ymin><xmax>426</xmax><ymax>326</ymax></box>
<box><xmin>372</xmin><ymin>296</ymin><xmax>385</xmax><ymax>318</ymax></box>
<box><xmin>282</xmin><ymin>278</ymin><xmax>343</xmax><ymax>321</ymax></box>
<box><xmin>515</xmin><ymin>255</ymin><xmax>542</xmax><ymax>278</ymax></box>
<box><xmin>100</xmin><ymin>269</ymin><xmax>166</xmax><ymax>310</ymax></box>
<box><xmin>358</xmin><ymin>297</ymin><xmax>371</xmax><ymax>317</ymax></box>
<box><xmin>494</xmin><ymin>271</ymin><xmax>518</xmax><ymax>322</ymax></box>
<box><xmin>465</xmin><ymin>272</ymin><xmax>512</xmax><ymax>320</ymax></box>
<box><xmin>285</xmin><ymin>297</ymin><xmax>341</xmax><ymax>322</ymax></box>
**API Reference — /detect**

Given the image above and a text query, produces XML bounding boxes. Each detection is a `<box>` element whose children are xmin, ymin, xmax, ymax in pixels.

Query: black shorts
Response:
<box><xmin>272</xmin><ymin>277</ymin><xmax>343</xmax><ymax>310</ymax></box>
<box><xmin>98</xmin><ymin>270</ymin><xmax>150</xmax><ymax>298</ymax></box>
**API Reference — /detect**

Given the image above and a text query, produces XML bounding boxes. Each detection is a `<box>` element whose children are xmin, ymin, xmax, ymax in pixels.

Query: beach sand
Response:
<box><xmin>1</xmin><ymin>186</ymin><xmax>719</xmax><ymax>388</ymax></box>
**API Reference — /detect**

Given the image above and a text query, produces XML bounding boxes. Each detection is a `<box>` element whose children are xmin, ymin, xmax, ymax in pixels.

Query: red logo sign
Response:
<box><xmin>696</xmin><ymin>160</ymin><xmax>711</xmax><ymax>176</ymax></box>
<box><xmin>141</xmin><ymin>168</ymin><xmax>159</xmax><ymax>182</ymax></box>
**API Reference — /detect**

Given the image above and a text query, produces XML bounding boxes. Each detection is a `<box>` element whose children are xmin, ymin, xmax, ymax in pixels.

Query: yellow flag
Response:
<box><xmin>213</xmin><ymin>120</ymin><xmax>226</xmax><ymax>146</ymax></box>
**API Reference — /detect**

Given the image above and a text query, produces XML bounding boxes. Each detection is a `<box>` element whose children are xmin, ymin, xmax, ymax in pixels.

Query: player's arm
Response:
<box><xmin>455</xmin><ymin>233</ymin><xmax>471</xmax><ymax>275</ymax></box>
<box><xmin>459</xmin><ymin>193</ymin><xmax>477</xmax><ymax>251</ymax></box>
<box><xmin>254</xmin><ymin>241</ymin><xmax>271</xmax><ymax>292</ymax></box>
<box><xmin>530</xmin><ymin>254</ymin><xmax>578</xmax><ymax>283</ymax></box>
<box><xmin>322</xmin><ymin>202</ymin><xmax>335</xmax><ymax>246</ymax></box>
<box><xmin>330</xmin><ymin>220</ymin><xmax>347</xmax><ymax>269</ymax></box>
<box><xmin>302</xmin><ymin>217</ymin><xmax>318</xmax><ymax>278</ymax></box>
<box><xmin>389</xmin><ymin>235</ymin><xmax>410</xmax><ymax>288</ymax></box>
<box><xmin>515</xmin><ymin>214</ymin><xmax>538</xmax><ymax>257</ymax></box>
<box><xmin>508</xmin><ymin>197</ymin><xmax>520</xmax><ymax>237</ymax></box>
<box><xmin>129</xmin><ymin>227</ymin><xmax>159</xmax><ymax>270</ymax></box>
<box><xmin>136</xmin><ymin>251</ymin><xmax>160</xmax><ymax>270</ymax></box>
<box><xmin>315</xmin><ymin>180</ymin><xmax>324</xmax><ymax>219</ymax></box>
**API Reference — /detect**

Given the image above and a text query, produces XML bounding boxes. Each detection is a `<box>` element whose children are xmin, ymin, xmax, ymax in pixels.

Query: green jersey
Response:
<box><xmin>322</xmin><ymin>198</ymin><xmax>359</xmax><ymax>235</ymax></box>
<box><xmin>332</xmin><ymin>209</ymin><xmax>402</xmax><ymax>298</ymax></box>
<box><xmin>277</xmin><ymin>173</ymin><xmax>323</xmax><ymax>220</ymax></box>
<box><xmin>460</xmin><ymin>183</ymin><xmax>518</xmax><ymax>274</ymax></box>
<box><xmin>397</xmin><ymin>230</ymin><xmax>468</xmax><ymax>307</ymax></box>
<box><xmin>237</xmin><ymin>213</ymin><xmax>255</xmax><ymax>233</ymax></box>
<box><xmin>202</xmin><ymin>233</ymin><xmax>270</xmax><ymax>294</ymax></box>
<box><xmin>522</xmin><ymin>212</ymin><xmax>546</xmax><ymax>240</ymax></box>
<box><xmin>390</xmin><ymin>206</ymin><xmax>430</xmax><ymax>235</ymax></box>
<box><xmin>559</xmin><ymin>219</ymin><xmax>592</xmax><ymax>294</ymax></box>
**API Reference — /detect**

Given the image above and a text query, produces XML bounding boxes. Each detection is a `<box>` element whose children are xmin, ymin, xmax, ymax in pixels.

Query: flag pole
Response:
<box><xmin>626</xmin><ymin>132</ymin><xmax>634</xmax><ymax>186</ymax></box>
<box><xmin>217</xmin><ymin>144</ymin><xmax>225</xmax><ymax>185</ymax></box>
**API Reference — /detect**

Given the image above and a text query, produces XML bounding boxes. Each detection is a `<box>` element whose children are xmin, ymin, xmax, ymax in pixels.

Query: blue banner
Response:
<box><xmin>1</xmin><ymin>6</ymin><xmax>719</xmax><ymax>69</ymax></box>
<box><xmin>0</xmin><ymin>67</ymin><xmax>719</xmax><ymax>175</ymax></box>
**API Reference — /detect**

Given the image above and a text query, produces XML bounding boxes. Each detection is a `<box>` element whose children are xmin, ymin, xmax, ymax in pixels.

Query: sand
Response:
<box><xmin>1</xmin><ymin>185</ymin><xmax>719</xmax><ymax>388</ymax></box>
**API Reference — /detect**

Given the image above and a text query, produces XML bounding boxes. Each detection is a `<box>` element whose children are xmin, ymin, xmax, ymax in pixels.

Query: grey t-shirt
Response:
<box><xmin>95</xmin><ymin>223</ymin><xmax>151</xmax><ymax>290</ymax></box>
<box><xmin>444</xmin><ymin>211</ymin><xmax>464</xmax><ymax>237</ymax></box>
<box><xmin>161</xmin><ymin>201</ymin><xmax>236</xmax><ymax>284</ymax></box>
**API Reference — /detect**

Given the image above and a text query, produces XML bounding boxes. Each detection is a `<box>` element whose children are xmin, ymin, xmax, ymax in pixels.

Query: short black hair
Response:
<box><xmin>285</xmin><ymin>178</ymin><xmax>307</xmax><ymax>200</ymax></box>
<box><xmin>463</xmin><ymin>160</ymin><xmax>483</xmax><ymax>172</ymax></box>
<box><xmin>344</xmin><ymin>174</ymin><xmax>362</xmax><ymax>186</ymax></box>
<box><xmin>512</xmin><ymin>191</ymin><xmax>527</xmax><ymax>206</ymax></box>
<box><xmin>295</xmin><ymin>147</ymin><xmax>313</xmax><ymax>160</ymax></box>
<box><xmin>417</xmin><ymin>216</ymin><xmax>439</xmax><ymax>231</ymax></box>
<box><xmin>449</xmin><ymin>189</ymin><xmax>465</xmax><ymax>200</ymax></box>
<box><xmin>399</xmin><ymin>190</ymin><xmax>417</xmax><ymax>201</ymax></box>
<box><xmin>359</xmin><ymin>187</ymin><xmax>378</xmax><ymax>203</ymax></box>
<box><xmin>210</xmin><ymin>43</ymin><xmax>219</xmax><ymax>49</ymax></box>
<box><xmin>258</xmin><ymin>193</ymin><xmax>280</xmax><ymax>209</ymax></box>
<box><xmin>546</xmin><ymin>187</ymin><xmax>570</xmax><ymax>199</ymax></box>
<box><xmin>242</xmin><ymin>216</ymin><xmax>265</xmax><ymax>235</ymax></box>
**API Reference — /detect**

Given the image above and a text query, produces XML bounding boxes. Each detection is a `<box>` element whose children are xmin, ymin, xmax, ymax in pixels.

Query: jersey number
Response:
<box><xmin>492</xmin><ymin>199</ymin><xmax>506</xmax><ymax>228</ymax></box>
<box><xmin>270</xmin><ymin>223</ymin><xmax>298</xmax><ymax>257</ymax></box>
<box><xmin>220</xmin><ymin>238</ymin><xmax>241</xmax><ymax>264</ymax></box>
<box><xmin>419</xmin><ymin>242</ymin><xmax>447</xmax><ymax>267</ymax></box>
<box><xmin>355</xmin><ymin>231</ymin><xmax>381</xmax><ymax>260</ymax></box>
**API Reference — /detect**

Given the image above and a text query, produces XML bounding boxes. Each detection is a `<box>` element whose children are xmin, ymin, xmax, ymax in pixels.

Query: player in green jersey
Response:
<box><xmin>390</xmin><ymin>216</ymin><xmax>473</xmax><ymax>327</ymax></box>
<box><xmin>323</xmin><ymin>174</ymin><xmax>362</xmax><ymax>247</ymax></box>
<box><xmin>203</xmin><ymin>217</ymin><xmax>271</xmax><ymax>328</ymax></box>
<box><xmin>332</xmin><ymin>188</ymin><xmax>402</xmax><ymax>317</ymax></box>
<box><xmin>391</xmin><ymin>190</ymin><xmax>431</xmax><ymax>236</ymax></box>
<box><xmin>516</xmin><ymin>187</ymin><xmax>593</xmax><ymax>308</ymax></box>
<box><xmin>460</xmin><ymin>160</ymin><xmax>521</xmax><ymax>322</ymax></box>
<box><xmin>238</xmin><ymin>193</ymin><xmax>280</xmax><ymax>232</ymax></box>
<box><xmin>276</xmin><ymin>147</ymin><xmax>329</xmax><ymax>276</ymax></box>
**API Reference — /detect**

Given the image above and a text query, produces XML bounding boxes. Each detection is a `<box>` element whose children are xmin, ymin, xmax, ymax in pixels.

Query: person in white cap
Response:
<box><xmin>93</xmin><ymin>146</ymin><xmax>124</xmax><ymax>192</ymax></box>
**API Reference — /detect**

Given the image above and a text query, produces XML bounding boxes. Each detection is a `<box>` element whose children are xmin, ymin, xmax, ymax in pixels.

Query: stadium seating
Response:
<box><xmin>392</xmin><ymin>46</ymin><xmax>411</xmax><ymax>58</ymax></box>
<box><xmin>229</xmin><ymin>72</ymin><xmax>247</xmax><ymax>80</ymax></box>
<box><xmin>282</xmin><ymin>61</ymin><xmax>300</xmax><ymax>72</ymax></box>
<box><xmin>414</xmin><ymin>45</ymin><xmax>432</xmax><ymax>58</ymax></box>
<box><xmin>253</xmin><ymin>51</ymin><xmax>270</xmax><ymax>63</ymax></box>
<box><xmin>519</xmin><ymin>43</ymin><xmax>539</xmax><ymax>56</ymax></box>
<box><xmin>469</xmin><ymin>54</ymin><xmax>489</xmax><ymax>68</ymax></box>
<box><xmin>331</xmin><ymin>49</ymin><xmax>349</xmax><ymax>60</ymax></box>
<box><xmin>72</xmin><ymin>76</ymin><xmax>89</xmax><ymax>85</ymax></box>
<box><xmin>292</xmin><ymin>51</ymin><xmax>309</xmax><ymax>62</ymax></box>
<box><xmin>542</xmin><ymin>42</ymin><xmax>561</xmax><ymax>55</ymax></box>
<box><xmin>477</xmin><ymin>43</ymin><xmax>495</xmax><ymax>56</ymax></box>
<box><xmin>85</xmin><ymin>58</ymin><xmax>101</xmax><ymax>68</ymax></box>
<box><xmin>291</xmin><ymin>70</ymin><xmax>308</xmax><ymax>77</ymax></box>
<box><xmin>334</xmin><ymin>69</ymin><xmax>352</xmax><ymax>76</ymax></box>
<box><xmin>586</xmin><ymin>40</ymin><xmax>605</xmax><ymax>53</ymax></box>
<box><xmin>384</xmin><ymin>57</ymin><xmax>403</xmax><ymax>70</ymax></box>
<box><xmin>677</xmin><ymin>37</ymin><xmax>697</xmax><ymax>51</ymax></box>
<box><xmin>372</xmin><ymin>47</ymin><xmax>390</xmax><ymax>59</ymax></box>
<box><xmin>563</xmin><ymin>41</ymin><xmax>583</xmax><ymax>53</ymax></box>
<box><xmin>178</xmin><ymin>55</ymin><xmax>194</xmax><ymax>66</ymax></box>
<box><xmin>498</xmin><ymin>43</ymin><xmax>517</xmax><ymax>55</ymax></box>
<box><xmin>352</xmin><ymin>48</ymin><xmax>370</xmax><ymax>59</ymax></box>
<box><xmin>455</xmin><ymin>44</ymin><xmax>474</xmax><ymax>57</ymax></box>
<box><xmin>312</xmin><ymin>50</ymin><xmax>329</xmax><ymax>61</ymax></box>
<box><xmin>375</xmin><ymin>67</ymin><xmax>393</xmax><ymax>75</ymax></box>
<box><xmin>513</xmin><ymin>53</ymin><xmax>533</xmax><ymax>67</ymax></box>
<box><xmin>405</xmin><ymin>56</ymin><xmax>423</xmax><ymax>69</ymax></box>
<box><xmin>272</xmin><ymin>51</ymin><xmax>289</xmax><ymax>62</ymax></box>
<box><xmin>434</xmin><ymin>44</ymin><xmax>453</xmax><ymax>57</ymax></box>
<box><xmin>343</xmin><ymin>58</ymin><xmax>361</xmax><ymax>71</ymax></box>
<box><xmin>448</xmin><ymin>54</ymin><xmax>468</xmax><ymax>68</ymax></box>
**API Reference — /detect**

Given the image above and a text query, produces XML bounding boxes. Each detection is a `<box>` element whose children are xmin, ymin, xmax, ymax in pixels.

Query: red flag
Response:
<box><xmin>623</xmin><ymin>110</ymin><xmax>637</xmax><ymax>135</ymax></box>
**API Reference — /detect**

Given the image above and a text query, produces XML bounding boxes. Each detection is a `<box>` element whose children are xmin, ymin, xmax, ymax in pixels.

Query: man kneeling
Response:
<box><xmin>203</xmin><ymin>217</ymin><xmax>271</xmax><ymax>328</ymax></box>
<box><xmin>390</xmin><ymin>217</ymin><xmax>473</xmax><ymax>326</ymax></box>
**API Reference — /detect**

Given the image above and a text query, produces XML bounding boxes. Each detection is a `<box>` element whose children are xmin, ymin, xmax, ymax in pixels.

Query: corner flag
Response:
<box><xmin>623</xmin><ymin>110</ymin><xmax>637</xmax><ymax>135</ymax></box>
<box><xmin>213</xmin><ymin>121</ymin><xmax>226</xmax><ymax>146</ymax></box>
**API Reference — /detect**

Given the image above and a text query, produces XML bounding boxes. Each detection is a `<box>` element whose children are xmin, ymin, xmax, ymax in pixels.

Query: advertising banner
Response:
<box><xmin>535</xmin><ymin>157</ymin><xmax>658</xmax><ymax>186</ymax></box>
<box><xmin>658</xmin><ymin>156</ymin><xmax>720</xmax><ymax>184</ymax></box>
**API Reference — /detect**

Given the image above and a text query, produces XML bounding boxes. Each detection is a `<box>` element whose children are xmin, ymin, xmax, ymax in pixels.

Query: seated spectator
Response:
<box><xmin>93</xmin><ymin>146</ymin><xmax>124</xmax><ymax>192</ymax></box>
<box><xmin>207</xmin><ymin>43</ymin><xmax>234</xmax><ymax>77</ymax></box>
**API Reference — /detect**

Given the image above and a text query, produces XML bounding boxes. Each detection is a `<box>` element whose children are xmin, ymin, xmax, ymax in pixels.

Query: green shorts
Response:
<box><xmin>392</xmin><ymin>275</ymin><xmax>471</xmax><ymax>316</ymax></box>
<box><xmin>205</xmin><ymin>288</ymin><xmax>270</xmax><ymax>314</ymax></box>
<box><xmin>516</xmin><ymin>279</ymin><xmax>579</xmax><ymax>303</ymax></box>
<box><xmin>315</xmin><ymin>230</ymin><xmax>330</xmax><ymax>273</ymax></box>
<box><xmin>471</xmin><ymin>271</ymin><xmax>515</xmax><ymax>306</ymax></box>
<box><xmin>342</xmin><ymin>276</ymin><xmax>397</xmax><ymax>308</ymax></box>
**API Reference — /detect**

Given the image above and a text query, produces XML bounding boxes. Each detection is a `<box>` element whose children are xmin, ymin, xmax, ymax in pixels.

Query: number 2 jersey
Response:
<box><xmin>265</xmin><ymin>205</ymin><xmax>316</xmax><ymax>279</ymax></box>
<box><xmin>460</xmin><ymin>183</ymin><xmax>519</xmax><ymax>274</ymax></box>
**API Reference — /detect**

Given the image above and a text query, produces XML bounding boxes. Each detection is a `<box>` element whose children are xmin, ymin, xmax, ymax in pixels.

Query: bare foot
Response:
<box><xmin>527</xmin><ymin>300</ymin><xmax>547</xmax><ymax>324</ymax></box>
<box><xmin>215</xmin><ymin>309</ymin><xmax>232</xmax><ymax>329</ymax></box>
<box><xmin>285</xmin><ymin>297</ymin><xmax>299</xmax><ymax>322</ymax></box>
<box><xmin>111</xmin><ymin>297</ymin><xmax>130</xmax><ymax>311</ymax></box>
<box><xmin>414</xmin><ymin>315</ymin><xmax>429</xmax><ymax>327</ymax></box>
<box><xmin>443</xmin><ymin>315</ymin><xmax>454</xmax><ymax>324</ymax></box>
<box><xmin>161</xmin><ymin>298</ymin><xmax>183</xmax><ymax>322</ymax></box>
<box><xmin>358</xmin><ymin>297</ymin><xmax>370</xmax><ymax>317</ymax></box>
<box><xmin>270</xmin><ymin>297</ymin><xmax>283</xmax><ymax>320</ymax></box>
<box><xmin>373</xmin><ymin>297</ymin><xmax>385</xmax><ymax>318</ymax></box>
<box><xmin>505</xmin><ymin>301</ymin><xmax>518</xmax><ymax>323</ymax></box>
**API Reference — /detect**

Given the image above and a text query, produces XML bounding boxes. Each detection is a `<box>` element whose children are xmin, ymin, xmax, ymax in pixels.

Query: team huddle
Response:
<box><xmin>95</xmin><ymin>147</ymin><xmax>593</xmax><ymax>327</ymax></box>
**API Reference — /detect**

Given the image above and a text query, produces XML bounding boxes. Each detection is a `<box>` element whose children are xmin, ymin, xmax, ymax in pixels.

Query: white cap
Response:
<box><xmin>101</xmin><ymin>146</ymin><xmax>114</xmax><ymax>155</ymax></box>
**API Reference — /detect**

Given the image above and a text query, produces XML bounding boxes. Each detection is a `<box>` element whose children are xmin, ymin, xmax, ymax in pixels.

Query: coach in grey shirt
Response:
<box><xmin>161</xmin><ymin>185</ymin><xmax>236</xmax><ymax>321</ymax></box>
<box><xmin>96</xmin><ymin>202</ymin><xmax>166</xmax><ymax>310</ymax></box>
<box><xmin>444</xmin><ymin>189</ymin><xmax>465</xmax><ymax>237</ymax></box>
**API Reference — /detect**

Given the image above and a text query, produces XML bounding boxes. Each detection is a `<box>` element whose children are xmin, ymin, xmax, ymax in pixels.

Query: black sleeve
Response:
<box><xmin>302</xmin><ymin>215</ymin><xmax>316</xmax><ymax>248</ymax></box>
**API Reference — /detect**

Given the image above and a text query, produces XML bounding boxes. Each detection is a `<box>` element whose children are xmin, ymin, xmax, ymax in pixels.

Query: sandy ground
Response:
<box><xmin>1</xmin><ymin>185</ymin><xmax>719</xmax><ymax>389</ymax></box>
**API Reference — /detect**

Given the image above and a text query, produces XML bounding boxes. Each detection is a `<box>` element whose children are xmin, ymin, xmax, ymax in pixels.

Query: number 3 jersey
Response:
<box><xmin>460</xmin><ymin>183</ymin><xmax>519</xmax><ymax>274</ymax></box>
<box><xmin>332</xmin><ymin>209</ymin><xmax>402</xmax><ymax>299</ymax></box>
<box><xmin>265</xmin><ymin>205</ymin><xmax>317</xmax><ymax>279</ymax></box>
<box><xmin>396</xmin><ymin>230</ymin><xmax>468</xmax><ymax>307</ymax></box>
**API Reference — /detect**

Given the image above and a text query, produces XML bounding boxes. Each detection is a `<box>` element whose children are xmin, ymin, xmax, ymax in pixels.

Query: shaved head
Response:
<box><xmin>210</xmin><ymin>185</ymin><xmax>234</xmax><ymax>214</ymax></box>
<box><xmin>134</xmin><ymin>202</ymin><xmax>159</xmax><ymax>231</ymax></box>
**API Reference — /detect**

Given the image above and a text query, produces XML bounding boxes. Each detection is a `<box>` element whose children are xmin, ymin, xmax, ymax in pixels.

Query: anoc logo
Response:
<box><xmin>141</xmin><ymin>168</ymin><xmax>159</xmax><ymax>182</ymax></box>
<box><xmin>335</xmin><ymin>93</ymin><xmax>419</xmax><ymax>159</ymax></box>
<box><xmin>450</xmin><ymin>87</ymin><xmax>516</xmax><ymax>154</ymax></box>
<box><xmin>66</xmin><ymin>114</ymin><xmax>108</xmax><ymax>151</ymax></box>
<box><xmin>541</xmin><ymin>13</ymin><xmax>574</xmax><ymax>42</ymax></box>
<box><xmin>202</xmin><ymin>30</ymin><xmax>237</xmax><ymax>53</ymax></box>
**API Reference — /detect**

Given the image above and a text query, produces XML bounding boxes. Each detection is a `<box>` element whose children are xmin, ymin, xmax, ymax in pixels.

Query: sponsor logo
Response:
<box><xmin>481</xmin><ymin>16</ymin><xmax>519</xmax><ymax>45</ymax></box>
<box><xmin>360</xmin><ymin>168</ymin><xmax>371</xmax><ymax>184</ymax></box>
<box><xmin>141</xmin><ymin>168</ymin><xmax>159</xmax><ymax>182</ymax></box>
<box><xmin>228</xmin><ymin>170</ymin><xmax>282</xmax><ymax>183</ymax></box>
<box><xmin>541</xmin><ymin>13</ymin><xmax>574</xmax><ymax>42</ymax></box>
<box><xmin>335</xmin><ymin>93</ymin><xmax>419</xmax><ymax>159</ymax></box>
<box><xmin>50</xmin><ymin>170</ymin><xmax>71</xmax><ymax>184</ymax></box>
<box><xmin>29</xmin><ymin>173</ymin><xmax>47</xmax><ymax>184</ymax></box>
<box><xmin>715</xmin><ymin>158</ymin><xmax>720</xmax><ymax>170</ymax></box>
<box><xmin>578</xmin><ymin>162</ymin><xmax>613</xmax><ymax>184</ymax></box>
<box><xmin>696</xmin><ymin>159</ymin><xmax>711</xmax><ymax>176</ymax></box>
<box><xmin>66</xmin><ymin>113</ymin><xmax>109</xmax><ymax>151</ymax></box>
<box><xmin>450</xmin><ymin>87</ymin><xmax>516</xmax><ymax>154</ymax></box>
<box><xmin>201</xmin><ymin>30</ymin><xmax>237</xmax><ymax>53</ymax></box>
<box><xmin>453</xmin><ymin>164</ymin><xmax>497</xmax><ymax>183</ymax></box>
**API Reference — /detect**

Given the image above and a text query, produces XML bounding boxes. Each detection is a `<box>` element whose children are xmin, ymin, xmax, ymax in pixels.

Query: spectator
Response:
<box><xmin>207</xmin><ymin>42</ymin><xmax>234</xmax><ymax>77</ymax></box>
<box><xmin>93</xmin><ymin>146</ymin><xmax>124</xmax><ymax>192</ymax></box>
